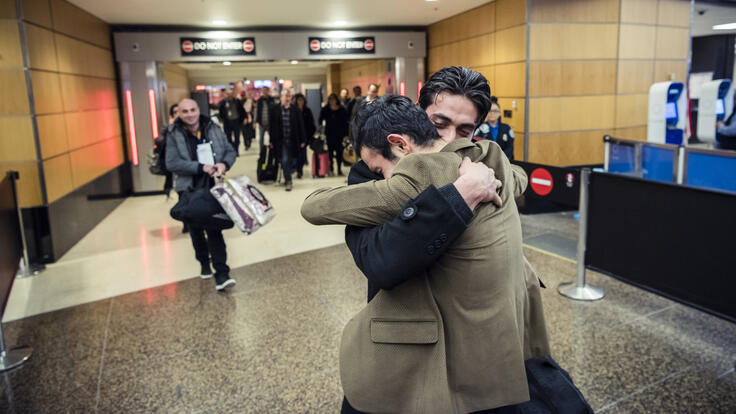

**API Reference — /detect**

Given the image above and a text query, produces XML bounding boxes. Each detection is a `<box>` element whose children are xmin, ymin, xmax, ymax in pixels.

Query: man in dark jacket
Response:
<box><xmin>218</xmin><ymin>89</ymin><xmax>246</xmax><ymax>154</ymax></box>
<box><xmin>166</xmin><ymin>99</ymin><xmax>237</xmax><ymax>291</ymax></box>
<box><xmin>269</xmin><ymin>88</ymin><xmax>306</xmax><ymax>191</ymax></box>
<box><xmin>254</xmin><ymin>86</ymin><xmax>276</xmax><ymax>161</ymax></box>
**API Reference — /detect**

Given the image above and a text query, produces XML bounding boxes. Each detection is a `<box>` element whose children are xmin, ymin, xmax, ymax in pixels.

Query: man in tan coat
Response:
<box><xmin>302</xmin><ymin>95</ymin><xmax>549</xmax><ymax>414</ymax></box>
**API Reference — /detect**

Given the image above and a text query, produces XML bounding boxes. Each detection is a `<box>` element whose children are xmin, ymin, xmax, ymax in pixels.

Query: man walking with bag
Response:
<box><xmin>166</xmin><ymin>98</ymin><xmax>237</xmax><ymax>291</ymax></box>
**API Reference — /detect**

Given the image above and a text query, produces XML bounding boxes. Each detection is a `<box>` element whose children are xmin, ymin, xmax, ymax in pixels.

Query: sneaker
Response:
<box><xmin>285</xmin><ymin>181</ymin><xmax>293</xmax><ymax>191</ymax></box>
<box><xmin>215</xmin><ymin>273</ymin><xmax>236</xmax><ymax>291</ymax></box>
<box><xmin>200</xmin><ymin>264</ymin><xmax>213</xmax><ymax>279</ymax></box>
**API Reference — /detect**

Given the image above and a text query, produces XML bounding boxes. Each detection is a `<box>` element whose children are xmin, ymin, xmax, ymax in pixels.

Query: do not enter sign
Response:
<box><xmin>530</xmin><ymin>168</ymin><xmax>553</xmax><ymax>196</ymax></box>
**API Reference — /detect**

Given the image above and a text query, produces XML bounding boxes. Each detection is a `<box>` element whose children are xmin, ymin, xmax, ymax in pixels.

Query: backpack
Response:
<box><xmin>148</xmin><ymin>127</ymin><xmax>169</xmax><ymax>176</ymax></box>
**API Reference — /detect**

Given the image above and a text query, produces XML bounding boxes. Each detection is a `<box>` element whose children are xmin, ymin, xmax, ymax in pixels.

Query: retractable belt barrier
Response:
<box><xmin>512</xmin><ymin>161</ymin><xmax>582</xmax><ymax>214</ymax></box>
<box><xmin>0</xmin><ymin>171</ymin><xmax>33</xmax><ymax>371</ymax></box>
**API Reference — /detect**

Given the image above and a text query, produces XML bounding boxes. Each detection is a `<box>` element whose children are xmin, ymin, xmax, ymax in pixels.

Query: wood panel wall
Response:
<box><xmin>163</xmin><ymin>63</ymin><xmax>190</xmax><ymax>110</ymax></box>
<box><xmin>527</xmin><ymin>0</ymin><xmax>691</xmax><ymax>166</ymax></box>
<box><xmin>334</xmin><ymin>59</ymin><xmax>390</xmax><ymax>99</ymax></box>
<box><xmin>427</xmin><ymin>0</ymin><xmax>527</xmax><ymax>158</ymax></box>
<box><xmin>0</xmin><ymin>1</ymin><xmax>42</xmax><ymax>207</ymax></box>
<box><xmin>20</xmin><ymin>0</ymin><xmax>123</xmax><ymax>204</ymax></box>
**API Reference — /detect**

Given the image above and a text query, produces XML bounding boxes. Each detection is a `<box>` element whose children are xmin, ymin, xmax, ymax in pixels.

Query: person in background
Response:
<box><xmin>295</xmin><ymin>93</ymin><xmax>316</xmax><ymax>177</ymax></box>
<box><xmin>254</xmin><ymin>86</ymin><xmax>276</xmax><ymax>160</ymax></box>
<box><xmin>218</xmin><ymin>89</ymin><xmax>246</xmax><ymax>154</ymax></box>
<box><xmin>155</xmin><ymin>103</ymin><xmax>178</xmax><ymax>198</ymax></box>
<box><xmin>269</xmin><ymin>88</ymin><xmax>307</xmax><ymax>191</ymax></box>
<box><xmin>241</xmin><ymin>90</ymin><xmax>255</xmax><ymax>151</ymax></box>
<box><xmin>347</xmin><ymin>85</ymin><xmax>362</xmax><ymax>117</ymax></box>
<box><xmin>474</xmin><ymin>97</ymin><xmax>514</xmax><ymax>160</ymax></box>
<box><xmin>339</xmin><ymin>88</ymin><xmax>351</xmax><ymax>107</ymax></box>
<box><xmin>166</xmin><ymin>99</ymin><xmax>237</xmax><ymax>291</ymax></box>
<box><xmin>319</xmin><ymin>93</ymin><xmax>349</xmax><ymax>176</ymax></box>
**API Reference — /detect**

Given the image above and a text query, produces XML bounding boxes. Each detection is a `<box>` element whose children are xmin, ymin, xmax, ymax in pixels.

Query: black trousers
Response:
<box><xmin>188</xmin><ymin>225</ymin><xmax>229</xmax><ymax>275</ymax></box>
<box><xmin>327</xmin><ymin>139</ymin><xmax>343</xmax><ymax>173</ymax></box>
<box><xmin>340</xmin><ymin>397</ymin><xmax>521</xmax><ymax>414</ymax></box>
<box><xmin>224</xmin><ymin>120</ymin><xmax>242</xmax><ymax>153</ymax></box>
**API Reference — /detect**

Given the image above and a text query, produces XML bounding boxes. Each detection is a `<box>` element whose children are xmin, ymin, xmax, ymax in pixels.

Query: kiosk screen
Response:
<box><xmin>665</xmin><ymin>102</ymin><xmax>677</xmax><ymax>119</ymax></box>
<box><xmin>716</xmin><ymin>99</ymin><xmax>725</xmax><ymax>116</ymax></box>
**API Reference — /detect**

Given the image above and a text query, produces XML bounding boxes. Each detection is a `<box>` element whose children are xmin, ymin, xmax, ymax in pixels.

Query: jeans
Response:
<box><xmin>224</xmin><ymin>121</ymin><xmax>241</xmax><ymax>153</ymax></box>
<box><xmin>188</xmin><ymin>225</ymin><xmax>229</xmax><ymax>275</ymax></box>
<box><xmin>282</xmin><ymin>145</ymin><xmax>296</xmax><ymax>183</ymax></box>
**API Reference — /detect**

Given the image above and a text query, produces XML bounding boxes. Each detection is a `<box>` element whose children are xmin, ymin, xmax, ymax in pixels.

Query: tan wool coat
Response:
<box><xmin>302</xmin><ymin>139</ymin><xmax>550</xmax><ymax>414</ymax></box>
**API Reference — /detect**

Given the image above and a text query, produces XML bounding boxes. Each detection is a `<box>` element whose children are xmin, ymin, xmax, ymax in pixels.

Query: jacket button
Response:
<box><xmin>426</xmin><ymin>245</ymin><xmax>435</xmax><ymax>255</ymax></box>
<box><xmin>439</xmin><ymin>233</ymin><xmax>447</xmax><ymax>243</ymax></box>
<box><xmin>434</xmin><ymin>240</ymin><xmax>442</xmax><ymax>249</ymax></box>
<box><xmin>401</xmin><ymin>205</ymin><xmax>417</xmax><ymax>221</ymax></box>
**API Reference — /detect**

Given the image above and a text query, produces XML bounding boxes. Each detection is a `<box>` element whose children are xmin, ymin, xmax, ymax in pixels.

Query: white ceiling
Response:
<box><xmin>67</xmin><ymin>0</ymin><xmax>491</xmax><ymax>28</ymax></box>
<box><xmin>179</xmin><ymin>60</ymin><xmax>333</xmax><ymax>85</ymax></box>
<box><xmin>693</xmin><ymin>1</ymin><xmax>736</xmax><ymax>36</ymax></box>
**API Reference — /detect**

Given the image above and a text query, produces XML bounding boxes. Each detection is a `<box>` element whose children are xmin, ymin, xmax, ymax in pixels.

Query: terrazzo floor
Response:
<box><xmin>1</xmin><ymin>241</ymin><xmax>734</xmax><ymax>413</ymax></box>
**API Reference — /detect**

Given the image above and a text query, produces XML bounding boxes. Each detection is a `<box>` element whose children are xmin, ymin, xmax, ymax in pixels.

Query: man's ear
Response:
<box><xmin>387</xmin><ymin>134</ymin><xmax>411</xmax><ymax>155</ymax></box>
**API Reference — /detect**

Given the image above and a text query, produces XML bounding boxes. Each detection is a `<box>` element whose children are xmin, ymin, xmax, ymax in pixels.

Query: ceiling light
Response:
<box><xmin>425</xmin><ymin>0</ymin><xmax>438</xmax><ymax>2</ymax></box>
<box><xmin>713</xmin><ymin>23</ymin><xmax>736</xmax><ymax>30</ymax></box>
<box><xmin>278</xmin><ymin>79</ymin><xmax>284</xmax><ymax>84</ymax></box>
<box><xmin>333</xmin><ymin>20</ymin><xmax>347</xmax><ymax>27</ymax></box>
<box><xmin>290</xmin><ymin>60</ymin><xmax>299</xmax><ymax>64</ymax></box>
<box><xmin>223</xmin><ymin>61</ymin><xmax>232</xmax><ymax>66</ymax></box>
<box><xmin>212</xmin><ymin>20</ymin><xmax>227</xmax><ymax>26</ymax></box>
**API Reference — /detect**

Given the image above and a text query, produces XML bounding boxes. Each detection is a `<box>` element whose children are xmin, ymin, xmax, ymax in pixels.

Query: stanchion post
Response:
<box><xmin>0</xmin><ymin>323</ymin><xmax>33</xmax><ymax>372</ymax></box>
<box><xmin>558</xmin><ymin>168</ymin><xmax>605</xmax><ymax>301</ymax></box>
<box><xmin>13</xmin><ymin>173</ymin><xmax>43</xmax><ymax>278</ymax></box>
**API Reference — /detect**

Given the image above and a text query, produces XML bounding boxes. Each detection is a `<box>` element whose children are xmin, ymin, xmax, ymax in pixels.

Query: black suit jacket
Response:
<box><xmin>344</xmin><ymin>160</ymin><xmax>472</xmax><ymax>301</ymax></box>
<box><xmin>268</xmin><ymin>104</ymin><xmax>306</xmax><ymax>157</ymax></box>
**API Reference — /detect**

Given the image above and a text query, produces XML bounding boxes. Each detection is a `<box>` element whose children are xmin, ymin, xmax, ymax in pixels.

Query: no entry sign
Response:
<box><xmin>180</xmin><ymin>37</ymin><xmax>256</xmax><ymax>56</ymax></box>
<box><xmin>308</xmin><ymin>37</ymin><xmax>376</xmax><ymax>55</ymax></box>
<box><xmin>530</xmin><ymin>168</ymin><xmax>554</xmax><ymax>196</ymax></box>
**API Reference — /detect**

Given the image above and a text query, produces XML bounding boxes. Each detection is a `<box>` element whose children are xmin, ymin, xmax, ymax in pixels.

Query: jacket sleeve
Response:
<box><xmin>510</xmin><ymin>163</ymin><xmax>528</xmax><ymax>199</ymax></box>
<box><xmin>165</xmin><ymin>130</ymin><xmax>201</xmax><ymax>176</ymax></box>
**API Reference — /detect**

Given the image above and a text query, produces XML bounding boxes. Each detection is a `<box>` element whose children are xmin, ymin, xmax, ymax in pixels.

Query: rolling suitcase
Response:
<box><xmin>312</xmin><ymin>151</ymin><xmax>330</xmax><ymax>178</ymax></box>
<box><xmin>257</xmin><ymin>146</ymin><xmax>279</xmax><ymax>183</ymax></box>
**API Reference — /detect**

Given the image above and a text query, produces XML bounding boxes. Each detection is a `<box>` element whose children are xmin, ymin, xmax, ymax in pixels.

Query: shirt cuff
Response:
<box><xmin>438</xmin><ymin>183</ymin><xmax>473</xmax><ymax>225</ymax></box>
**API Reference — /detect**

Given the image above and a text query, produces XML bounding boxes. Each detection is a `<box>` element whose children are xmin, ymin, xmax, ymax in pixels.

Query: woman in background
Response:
<box><xmin>319</xmin><ymin>93</ymin><xmax>349</xmax><ymax>176</ymax></box>
<box><xmin>295</xmin><ymin>93</ymin><xmax>316</xmax><ymax>177</ymax></box>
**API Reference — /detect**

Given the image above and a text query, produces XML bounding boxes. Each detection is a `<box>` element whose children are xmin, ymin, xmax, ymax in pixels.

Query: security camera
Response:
<box><xmin>131</xmin><ymin>42</ymin><xmax>140</xmax><ymax>52</ymax></box>
<box><xmin>698</xmin><ymin>10</ymin><xmax>706</xmax><ymax>16</ymax></box>
<box><xmin>408</xmin><ymin>41</ymin><xmax>415</xmax><ymax>49</ymax></box>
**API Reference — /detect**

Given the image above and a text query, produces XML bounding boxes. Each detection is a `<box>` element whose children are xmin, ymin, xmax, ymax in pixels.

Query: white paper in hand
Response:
<box><xmin>197</xmin><ymin>142</ymin><xmax>215</xmax><ymax>165</ymax></box>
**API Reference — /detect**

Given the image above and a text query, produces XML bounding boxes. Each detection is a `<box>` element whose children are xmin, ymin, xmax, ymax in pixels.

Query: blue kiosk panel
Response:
<box><xmin>642</xmin><ymin>145</ymin><xmax>676</xmax><ymax>182</ymax></box>
<box><xmin>609</xmin><ymin>142</ymin><xmax>637</xmax><ymax>173</ymax></box>
<box><xmin>687</xmin><ymin>152</ymin><xmax>736</xmax><ymax>193</ymax></box>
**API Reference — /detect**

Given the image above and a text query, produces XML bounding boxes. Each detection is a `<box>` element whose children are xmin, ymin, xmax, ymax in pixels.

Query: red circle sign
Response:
<box><xmin>243</xmin><ymin>40</ymin><xmax>254</xmax><ymax>52</ymax></box>
<box><xmin>181</xmin><ymin>40</ymin><xmax>193</xmax><ymax>53</ymax></box>
<box><xmin>530</xmin><ymin>168</ymin><xmax>554</xmax><ymax>196</ymax></box>
<box><xmin>310</xmin><ymin>39</ymin><xmax>320</xmax><ymax>51</ymax></box>
<box><xmin>364</xmin><ymin>39</ymin><xmax>374</xmax><ymax>51</ymax></box>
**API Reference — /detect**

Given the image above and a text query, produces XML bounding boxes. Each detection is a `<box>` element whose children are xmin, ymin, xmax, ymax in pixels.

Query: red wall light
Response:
<box><xmin>195</xmin><ymin>84</ymin><xmax>206</xmax><ymax>91</ymax></box>
<box><xmin>148</xmin><ymin>89</ymin><xmax>159</xmax><ymax>139</ymax></box>
<box><xmin>125</xmin><ymin>90</ymin><xmax>139</xmax><ymax>166</ymax></box>
<box><xmin>400</xmin><ymin>82</ymin><xmax>406</xmax><ymax>96</ymax></box>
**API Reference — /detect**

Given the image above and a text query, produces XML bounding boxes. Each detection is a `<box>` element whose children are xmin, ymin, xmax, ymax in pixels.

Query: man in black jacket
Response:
<box><xmin>340</xmin><ymin>66</ymin><xmax>508</xmax><ymax>414</ymax></box>
<box><xmin>268</xmin><ymin>88</ymin><xmax>306</xmax><ymax>191</ymax></box>
<box><xmin>217</xmin><ymin>89</ymin><xmax>245</xmax><ymax>154</ymax></box>
<box><xmin>254</xmin><ymin>86</ymin><xmax>276</xmax><ymax>161</ymax></box>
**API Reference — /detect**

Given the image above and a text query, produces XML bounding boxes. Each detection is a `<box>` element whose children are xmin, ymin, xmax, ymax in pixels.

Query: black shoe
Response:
<box><xmin>215</xmin><ymin>273</ymin><xmax>236</xmax><ymax>291</ymax></box>
<box><xmin>285</xmin><ymin>181</ymin><xmax>293</xmax><ymax>191</ymax></box>
<box><xmin>297</xmin><ymin>172</ymin><xmax>303</xmax><ymax>179</ymax></box>
<box><xmin>200</xmin><ymin>263</ymin><xmax>213</xmax><ymax>279</ymax></box>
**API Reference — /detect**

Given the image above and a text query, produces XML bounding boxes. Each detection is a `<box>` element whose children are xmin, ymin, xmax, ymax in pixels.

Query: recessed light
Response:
<box><xmin>425</xmin><ymin>0</ymin><xmax>438</xmax><ymax>2</ymax></box>
<box><xmin>278</xmin><ymin>79</ymin><xmax>284</xmax><ymax>84</ymax></box>
<box><xmin>713</xmin><ymin>22</ymin><xmax>736</xmax><ymax>30</ymax></box>
<box><xmin>290</xmin><ymin>60</ymin><xmax>299</xmax><ymax>64</ymax></box>
<box><xmin>223</xmin><ymin>61</ymin><xmax>232</xmax><ymax>66</ymax></box>
<box><xmin>212</xmin><ymin>20</ymin><xmax>227</xmax><ymax>26</ymax></box>
<box><xmin>333</xmin><ymin>20</ymin><xmax>348</xmax><ymax>27</ymax></box>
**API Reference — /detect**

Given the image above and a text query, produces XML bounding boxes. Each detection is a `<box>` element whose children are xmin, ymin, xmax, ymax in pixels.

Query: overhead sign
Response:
<box><xmin>180</xmin><ymin>37</ymin><xmax>256</xmax><ymax>57</ymax></box>
<box><xmin>308</xmin><ymin>36</ymin><xmax>375</xmax><ymax>55</ymax></box>
<box><xmin>530</xmin><ymin>168</ymin><xmax>554</xmax><ymax>196</ymax></box>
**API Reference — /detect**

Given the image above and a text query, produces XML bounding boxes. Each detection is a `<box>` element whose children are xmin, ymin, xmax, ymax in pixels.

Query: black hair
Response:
<box><xmin>327</xmin><ymin>93</ymin><xmax>339</xmax><ymax>104</ymax></box>
<box><xmin>418</xmin><ymin>66</ymin><xmax>492</xmax><ymax>126</ymax></box>
<box><xmin>353</xmin><ymin>85</ymin><xmax>362</xmax><ymax>94</ymax></box>
<box><xmin>169</xmin><ymin>103</ymin><xmax>178</xmax><ymax>117</ymax></box>
<box><xmin>294</xmin><ymin>93</ymin><xmax>306</xmax><ymax>104</ymax></box>
<box><xmin>352</xmin><ymin>94</ymin><xmax>440</xmax><ymax>161</ymax></box>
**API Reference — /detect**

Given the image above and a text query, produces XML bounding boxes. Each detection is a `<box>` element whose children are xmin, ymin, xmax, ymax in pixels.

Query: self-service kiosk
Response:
<box><xmin>647</xmin><ymin>82</ymin><xmax>687</xmax><ymax>145</ymax></box>
<box><xmin>697</xmin><ymin>79</ymin><xmax>734</xmax><ymax>145</ymax></box>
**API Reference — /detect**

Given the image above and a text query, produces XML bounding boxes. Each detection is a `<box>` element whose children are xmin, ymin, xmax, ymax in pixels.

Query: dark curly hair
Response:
<box><xmin>418</xmin><ymin>66</ymin><xmax>492</xmax><ymax>126</ymax></box>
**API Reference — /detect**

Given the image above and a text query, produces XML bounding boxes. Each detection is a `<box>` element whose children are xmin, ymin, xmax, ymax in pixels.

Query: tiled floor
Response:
<box><xmin>1</xmin><ymin>149</ymin><xmax>734</xmax><ymax>413</ymax></box>
<box><xmin>2</xmin><ymin>244</ymin><xmax>735</xmax><ymax>413</ymax></box>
